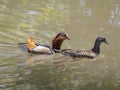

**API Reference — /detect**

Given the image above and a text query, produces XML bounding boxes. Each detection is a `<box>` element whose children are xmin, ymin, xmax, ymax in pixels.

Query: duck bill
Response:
<box><xmin>104</xmin><ymin>40</ymin><xmax>109</xmax><ymax>45</ymax></box>
<box><xmin>66</xmin><ymin>36</ymin><xmax>70</xmax><ymax>40</ymax></box>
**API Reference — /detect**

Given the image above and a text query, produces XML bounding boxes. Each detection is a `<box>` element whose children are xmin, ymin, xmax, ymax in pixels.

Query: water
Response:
<box><xmin>0</xmin><ymin>0</ymin><xmax>120</xmax><ymax>90</ymax></box>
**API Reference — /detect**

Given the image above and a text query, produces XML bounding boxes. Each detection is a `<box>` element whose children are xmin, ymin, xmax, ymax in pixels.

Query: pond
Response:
<box><xmin>0</xmin><ymin>0</ymin><xmax>120</xmax><ymax>90</ymax></box>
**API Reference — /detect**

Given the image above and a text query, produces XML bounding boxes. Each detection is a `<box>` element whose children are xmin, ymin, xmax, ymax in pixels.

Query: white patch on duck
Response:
<box><xmin>32</xmin><ymin>45</ymin><xmax>54</xmax><ymax>54</ymax></box>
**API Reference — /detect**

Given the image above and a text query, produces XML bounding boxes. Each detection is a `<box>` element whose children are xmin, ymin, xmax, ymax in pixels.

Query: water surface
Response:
<box><xmin>0</xmin><ymin>0</ymin><xmax>120</xmax><ymax>90</ymax></box>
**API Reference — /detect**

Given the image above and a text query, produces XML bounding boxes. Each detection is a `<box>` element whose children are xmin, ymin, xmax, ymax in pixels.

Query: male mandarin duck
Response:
<box><xmin>61</xmin><ymin>37</ymin><xmax>109</xmax><ymax>59</ymax></box>
<box><xmin>18</xmin><ymin>32</ymin><xmax>70</xmax><ymax>54</ymax></box>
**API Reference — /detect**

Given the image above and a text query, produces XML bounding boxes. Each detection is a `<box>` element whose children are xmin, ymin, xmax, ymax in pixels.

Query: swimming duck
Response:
<box><xmin>61</xmin><ymin>37</ymin><xmax>109</xmax><ymax>58</ymax></box>
<box><xmin>18</xmin><ymin>32</ymin><xmax>70</xmax><ymax>54</ymax></box>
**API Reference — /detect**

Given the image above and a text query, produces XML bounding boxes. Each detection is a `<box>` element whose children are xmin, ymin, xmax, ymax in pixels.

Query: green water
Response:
<box><xmin>0</xmin><ymin>0</ymin><xmax>120</xmax><ymax>90</ymax></box>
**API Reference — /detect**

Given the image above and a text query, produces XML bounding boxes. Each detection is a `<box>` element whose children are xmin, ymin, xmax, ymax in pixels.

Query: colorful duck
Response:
<box><xmin>61</xmin><ymin>37</ymin><xmax>109</xmax><ymax>58</ymax></box>
<box><xmin>18</xmin><ymin>32</ymin><xmax>70</xmax><ymax>54</ymax></box>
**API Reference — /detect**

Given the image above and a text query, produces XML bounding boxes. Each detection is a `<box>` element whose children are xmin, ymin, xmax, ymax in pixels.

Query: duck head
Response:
<box><xmin>52</xmin><ymin>32</ymin><xmax>70</xmax><ymax>51</ymax></box>
<box><xmin>96</xmin><ymin>37</ymin><xmax>109</xmax><ymax>45</ymax></box>
<box><xmin>92</xmin><ymin>37</ymin><xmax>109</xmax><ymax>54</ymax></box>
<box><xmin>55</xmin><ymin>32</ymin><xmax>70</xmax><ymax>40</ymax></box>
<box><xmin>26</xmin><ymin>36</ymin><xmax>36</xmax><ymax>51</ymax></box>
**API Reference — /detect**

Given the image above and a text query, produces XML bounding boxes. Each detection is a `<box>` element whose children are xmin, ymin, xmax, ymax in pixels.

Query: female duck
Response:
<box><xmin>19</xmin><ymin>32</ymin><xmax>70</xmax><ymax>54</ymax></box>
<box><xmin>62</xmin><ymin>37</ymin><xmax>109</xmax><ymax>58</ymax></box>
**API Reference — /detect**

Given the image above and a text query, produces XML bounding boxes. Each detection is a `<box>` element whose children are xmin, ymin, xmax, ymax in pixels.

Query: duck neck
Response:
<box><xmin>91</xmin><ymin>41</ymin><xmax>101</xmax><ymax>54</ymax></box>
<box><xmin>52</xmin><ymin>37</ymin><xmax>64</xmax><ymax>51</ymax></box>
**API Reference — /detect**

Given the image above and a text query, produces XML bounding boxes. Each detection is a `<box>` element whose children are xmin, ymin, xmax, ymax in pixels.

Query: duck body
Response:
<box><xmin>26</xmin><ymin>37</ymin><xmax>54</xmax><ymax>54</ymax></box>
<box><xmin>31</xmin><ymin>44</ymin><xmax>54</xmax><ymax>54</ymax></box>
<box><xmin>62</xmin><ymin>37</ymin><xmax>109</xmax><ymax>59</ymax></box>
<box><xmin>18</xmin><ymin>32</ymin><xmax>70</xmax><ymax>54</ymax></box>
<box><xmin>18</xmin><ymin>43</ymin><xmax>47</xmax><ymax>53</ymax></box>
<box><xmin>62</xmin><ymin>49</ymin><xmax>98</xmax><ymax>58</ymax></box>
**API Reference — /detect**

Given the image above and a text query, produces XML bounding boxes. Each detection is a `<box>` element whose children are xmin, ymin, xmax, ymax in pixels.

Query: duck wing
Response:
<box><xmin>61</xmin><ymin>49</ymin><xmax>97</xmax><ymax>58</ymax></box>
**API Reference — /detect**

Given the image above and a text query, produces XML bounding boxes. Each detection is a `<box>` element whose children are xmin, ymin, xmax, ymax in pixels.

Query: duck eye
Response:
<box><xmin>101</xmin><ymin>38</ymin><xmax>106</xmax><ymax>42</ymax></box>
<box><xmin>103</xmin><ymin>39</ymin><xmax>106</xmax><ymax>41</ymax></box>
<box><xmin>64</xmin><ymin>34</ymin><xmax>67</xmax><ymax>37</ymax></box>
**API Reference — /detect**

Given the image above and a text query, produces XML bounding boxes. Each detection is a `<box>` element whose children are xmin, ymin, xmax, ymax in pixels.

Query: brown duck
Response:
<box><xmin>61</xmin><ymin>37</ymin><xmax>109</xmax><ymax>58</ymax></box>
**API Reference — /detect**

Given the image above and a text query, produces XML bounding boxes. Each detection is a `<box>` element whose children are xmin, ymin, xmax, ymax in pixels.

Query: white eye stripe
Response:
<box><xmin>65</xmin><ymin>32</ymin><xmax>69</xmax><ymax>37</ymax></box>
